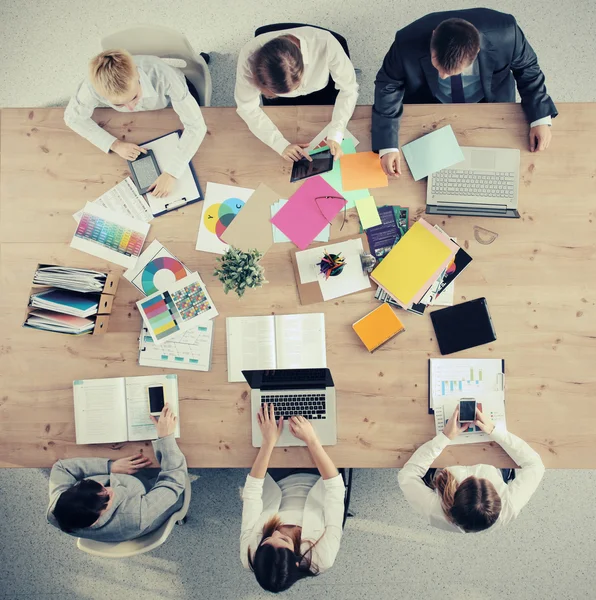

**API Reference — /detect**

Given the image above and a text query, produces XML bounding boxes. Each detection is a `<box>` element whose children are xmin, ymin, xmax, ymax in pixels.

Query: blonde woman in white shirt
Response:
<box><xmin>235</xmin><ymin>26</ymin><xmax>359</xmax><ymax>163</ymax></box>
<box><xmin>398</xmin><ymin>407</ymin><xmax>545</xmax><ymax>533</ymax></box>
<box><xmin>65</xmin><ymin>50</ymin><xmax>207</xmax><ymax>197</ymax></box>
<box><xmin>241</xmin><ymin>403</ymin><xmax>345</xmax><ymax>593</ymax></box>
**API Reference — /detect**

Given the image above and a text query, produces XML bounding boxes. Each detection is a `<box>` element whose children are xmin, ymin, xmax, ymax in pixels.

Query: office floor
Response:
<box><xmin>1</xmin><ymin>1</ymin><xmax>595</xmax><ymax>599</ymax></box>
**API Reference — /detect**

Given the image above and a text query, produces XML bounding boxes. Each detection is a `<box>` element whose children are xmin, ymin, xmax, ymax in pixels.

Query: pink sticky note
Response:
<box><xmin>270</xmin><ymin>177</ymin><xmax>347</xmax><ymax>250</ymax></box>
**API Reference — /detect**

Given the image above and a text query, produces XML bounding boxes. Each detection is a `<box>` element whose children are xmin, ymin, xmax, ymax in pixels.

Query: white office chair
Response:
<box><xmin>76</xmin><ymin>474</ymin><xmax>192</xmax><ymax>558</ymax></box>
<box><xmin>101</xmin><ymin>25</ymin><xmax>212</xmax><ymax>106</ymax></box>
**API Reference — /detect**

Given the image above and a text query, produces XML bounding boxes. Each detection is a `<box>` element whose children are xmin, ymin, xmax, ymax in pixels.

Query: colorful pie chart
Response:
<box><xmin>141</xmin><ymin>257</ymin><xmax>188</xmax><ymax>295</ymax></box>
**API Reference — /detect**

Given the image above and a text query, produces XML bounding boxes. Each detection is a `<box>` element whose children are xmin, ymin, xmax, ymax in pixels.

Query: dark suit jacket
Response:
<box><xmin>372</xmin><ymin>9</ymin><xmax>558</xmax><ymax>151</ymax></box>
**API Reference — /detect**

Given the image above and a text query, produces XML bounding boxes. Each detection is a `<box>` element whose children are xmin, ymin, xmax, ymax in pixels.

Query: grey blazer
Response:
<box><xmin>47</xmin><ymin>435</ymin><xmax>187</xmax><ymax>542</ymax></box>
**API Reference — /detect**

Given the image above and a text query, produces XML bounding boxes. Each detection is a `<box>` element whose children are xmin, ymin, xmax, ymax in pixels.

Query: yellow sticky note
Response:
<box><xmin>355</xmin><ymin>196</ymin><xmax>382</xmax><ymax>229</ymax></box>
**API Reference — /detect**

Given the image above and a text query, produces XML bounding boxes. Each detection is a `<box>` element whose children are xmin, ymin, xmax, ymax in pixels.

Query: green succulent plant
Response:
<box><xmin>213</xmin><ymin>247</ymin><xmax>267</xmax><ymax>298</ymax></box>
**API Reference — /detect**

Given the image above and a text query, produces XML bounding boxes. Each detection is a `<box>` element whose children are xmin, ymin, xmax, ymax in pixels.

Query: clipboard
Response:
<box><xmin>427</xmin><ymin>358</ymin><xmax>505</xmax><ymax>415</ymax></box>
<box><xmin>140</xmin><ymin>130</ymin><xmax>203</xmax><ymax>217</ymax></box>
<box><xmin>290</xmin><ymin>234</ymin><xmax>371</xmax><ymax>305</ymax></box>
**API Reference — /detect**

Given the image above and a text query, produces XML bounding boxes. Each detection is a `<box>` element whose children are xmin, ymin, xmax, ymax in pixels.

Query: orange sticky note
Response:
<box><xmin>340</xmin><ymin>152</ymin><xmax>389</xmax><ymax>191</ymax></box>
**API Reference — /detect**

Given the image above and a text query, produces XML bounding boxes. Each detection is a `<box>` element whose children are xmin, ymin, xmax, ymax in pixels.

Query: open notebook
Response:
<box><xmin>226</xmin><ymin>313</ymin><xmax>326</xmax><ymax>383</ymax></box>
<box><xmin>73</xmin><ymin>374</ymin><xmax>180</xmax><ymax>444</ymax></box>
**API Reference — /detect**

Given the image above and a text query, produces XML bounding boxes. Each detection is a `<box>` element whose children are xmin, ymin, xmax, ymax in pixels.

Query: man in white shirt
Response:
<box><xmin>65</xmin><ymin>50</ymin><xmax>207</xmax><ymax>197</ymax></box>
<box><xmin>235</xmin><ymin>26</ymin><xmax>358</xmax><ymax>163</ymax></box>
<box><xmin>372</xmin><ymin>10</ymin><xmax>557</xmax><ymax>178</ymax></box>
<box><xmin>398</xmin><ymin>407</ymin><xmax>545</xmax><ymax>533</ymax></box>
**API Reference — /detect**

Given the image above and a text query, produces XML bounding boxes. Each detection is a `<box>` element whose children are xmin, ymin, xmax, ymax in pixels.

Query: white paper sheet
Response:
<box><xmin>73</xmin><ymin>378</ymin><xmax>128</xmax><ymax>444</ymax></box>
<box><xmin>274</xmin><ymin>314</ymin><xmax>327</xmax><ymax>369</ymax></box>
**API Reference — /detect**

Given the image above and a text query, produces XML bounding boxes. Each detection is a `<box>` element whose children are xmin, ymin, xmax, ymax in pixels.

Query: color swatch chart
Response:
<box><xmin>139</xmin><ymin>292</ymin><xmax>181</xmax><ymax>341</ymax></box>
<box><xmin>171</xmin><ymin>280</ymin><xmax>212</xmax><ymax>321</ymax></box>
<box><xmin>75</xmin><ymin>213</ymin><xmax>144</xmax><ymax>258</ymax></box>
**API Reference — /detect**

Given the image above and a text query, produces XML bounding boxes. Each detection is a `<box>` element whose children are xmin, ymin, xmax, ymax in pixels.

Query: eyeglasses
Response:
<box><xmin>314</xmin><ymin>196</ymin><xmax>348</xmax><ymax>231</ymax></box>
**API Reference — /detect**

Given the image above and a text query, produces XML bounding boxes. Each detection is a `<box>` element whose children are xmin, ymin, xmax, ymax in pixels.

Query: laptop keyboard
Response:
<box><xmin>432</xmin><ymin>169</ymin><xmax>515</xmax><ymax>199</ymax></box>
<box><xmin>261</xmin><ymin>393</ymin><xmax>327</xmax><ymax>420</ymax></box>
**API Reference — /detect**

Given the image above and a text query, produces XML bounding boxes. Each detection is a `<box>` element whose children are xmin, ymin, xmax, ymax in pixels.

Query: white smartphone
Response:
<box><xmin>459</xmin><ymin>398</ymin><xmax>477</xmax><ymax>423</ymax></box>
<box><xmin>148</xmin><ymin>385</ymin><xmax>165</xmax><ymax>417</ymax></box>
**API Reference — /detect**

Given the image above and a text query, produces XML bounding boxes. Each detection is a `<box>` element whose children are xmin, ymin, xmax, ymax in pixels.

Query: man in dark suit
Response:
<box><xmin>372</xmin><ymin>9</ymin><xmax>558</xmax><ymax>177</ymax></box>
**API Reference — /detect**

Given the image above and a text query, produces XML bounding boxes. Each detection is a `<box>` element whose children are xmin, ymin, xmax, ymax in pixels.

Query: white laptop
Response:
<box><xmin>426</xmin><ymin>147</ymin><xmax>520</xmax><ymax>218</ymax></box>
<box><xmin>243</xmin><ymin>368</ymin><xmax>337</xmax><ymax>447</ymax></box>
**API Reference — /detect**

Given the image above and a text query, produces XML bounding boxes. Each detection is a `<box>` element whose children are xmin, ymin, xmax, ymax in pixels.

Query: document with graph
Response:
<box><xmin>429</xmin><ymin>358</ymin><xmax>506</xmax><ymax>445</ymax></box>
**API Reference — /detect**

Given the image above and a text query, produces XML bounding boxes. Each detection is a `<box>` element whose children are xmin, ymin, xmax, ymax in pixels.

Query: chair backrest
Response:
<box><xmin>76</xmin><ymin>473</ymin><xmax>192</xmax><ymax>558</ymax></box>
<box><xmin>254</xmin><ymin>23</ymin><xmax>350</xmax><ymax>58</ymax></box>
<box><xmin>101</xmin><ymin>25</ymin><xmax>212</xmax><ymax>106</ymax></box>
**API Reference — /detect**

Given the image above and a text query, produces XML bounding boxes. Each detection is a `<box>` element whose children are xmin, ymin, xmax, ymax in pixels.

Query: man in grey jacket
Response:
<box><xmin>47</xmin><ymin>405</ymin><xmax>187</xmax><ymax>542</ymax></box>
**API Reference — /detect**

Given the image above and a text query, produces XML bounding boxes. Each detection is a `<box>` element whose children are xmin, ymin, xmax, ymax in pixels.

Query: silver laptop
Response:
<box><xmin>426</xmin><ymin>146</ymin><xmax>520</xmax><ymax>218</ymax></box>
<box><xmin>243</xmin><ymin>368</ymin><xmax>337</xmax><ymax>447</ymax></box>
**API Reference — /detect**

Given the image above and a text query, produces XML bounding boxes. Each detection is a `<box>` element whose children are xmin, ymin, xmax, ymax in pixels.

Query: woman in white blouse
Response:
<box><xmin>241</xmin><ymin>404</ymin><xmax>345</xmax><ymax>593</ymax></box>
<box><xmin>398</xmin><ymin>406</ymin><xmax>545</xmax><ymax>533</ymax></box>
<box><xmin>235</xmin><ymin>26</ymin><xmax>359</xmax><ymax>163</ymax></box>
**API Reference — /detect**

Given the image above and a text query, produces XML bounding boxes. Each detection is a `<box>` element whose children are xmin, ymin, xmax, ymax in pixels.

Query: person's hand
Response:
<box><xmin>111</xmin><ymin>453</ymin><xmax>152</xmax><ymax>474</ymax></box>
<box><xmin>150</xmin><ymin>404</ymin><xmax>177</xmax><ymax>438</ymax></box>
<box><xmin>282</xmin><ymin>143</ymin><xmax>312</xmax><ymax>163</ymax></box>
<box><xmin>443</xmin><ymin>406</ymin><xmax>472</xmax><ymax>440</ymax></box>
<box><xmin>110</xmin><ymin>139</ymin><xmax>147</xmax><ymax>161</ymax></box>
<box><xmin>474</xmin><ymin>408</ymin><xmax>496</xmax><ymax>434</ymax></box>
<box><xmin>257</xmin><ymin>403</ymin><xmax>284</xmax><ymax>447</ymax></box>
<box><xmin>529</xmin><ymin>124</ymin><xmax>552</xmax><ymax>152</ymax></box>
<box><xmin>380</xmin><ymin>152</ymin><xmax>401</xmax><ymax>178</ymax></box>
<box><xmin>147</xmin><ymin>172</ymin><xmax>176</xmax><ymax>198</ymax></box>
<box><xmin>288</xmin><ymin>416</ymin><xmax>318</xmax><ymax>445</ymax></box>
<box><xmin>326</xmin><ymin>139</ymin><xmax>343</xmax><ymax>161</ymax></box>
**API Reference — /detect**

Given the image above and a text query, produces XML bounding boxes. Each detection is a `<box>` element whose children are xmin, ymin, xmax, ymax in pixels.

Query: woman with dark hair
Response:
<box><xmin>235</xmin><ymin>26</ymin><xmax>358</xmax><ymax>163</ymax></box>
<box><xmin>241</xmin><ymin>404</ymin><xmax>345</xmax><ymax>593</ymax></box>
<box><xmin>398</xmin><ymin>406</ymin><xmax>545</xmax><ymax>533</ymax></box>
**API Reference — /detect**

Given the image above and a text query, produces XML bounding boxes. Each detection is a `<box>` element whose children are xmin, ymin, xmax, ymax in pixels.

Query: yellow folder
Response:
<box><xmin>370</xmin><ymin>220</ymin><xmax>456</xmax><ymax>305</ymax></box>
<box><xmin>352</xmin><ymin>303</ymin><xmax>405</xmax><ymax>352</ymax></box>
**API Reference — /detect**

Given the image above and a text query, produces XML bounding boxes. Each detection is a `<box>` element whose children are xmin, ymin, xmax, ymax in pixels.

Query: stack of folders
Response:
<box><xmin>370</xmin><ymin>219</ymin><xmax>461</xmax><ymax>313</ymax></box>
<box><xmin>25</xmin><ymin>290</ymin><xmax>99</xmax><ymax>334</ymax></box>
<box><xmin>33</xmin><ymin>266</ymin><xmax>107</xmax><ymax>293</ymax></box>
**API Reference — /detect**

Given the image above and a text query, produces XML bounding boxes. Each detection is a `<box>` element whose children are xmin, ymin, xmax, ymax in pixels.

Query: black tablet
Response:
<box><xmin>290</xmin><ymin>150</ymin><xmax>334</xmax><ymax>182</ymax></box>
<box><xmin>128</xmin><ymin>149</ymin><xmax>161</xmax><ymax>194</ymax></box>
<box><xmin>430</xmin><ymin>297</ymin><xmax>496</xmax><ymax>355</ymax></box>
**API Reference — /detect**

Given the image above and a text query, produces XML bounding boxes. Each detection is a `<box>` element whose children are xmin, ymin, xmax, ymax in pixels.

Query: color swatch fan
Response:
<box><xmin>124</xmin><ymin>240</ymin><xmax>190</xmax><ymax>296</ymax></box>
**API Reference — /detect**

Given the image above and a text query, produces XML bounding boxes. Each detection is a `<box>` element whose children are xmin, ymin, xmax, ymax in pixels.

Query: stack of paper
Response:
<box><xmin>24</xmin><ymin>309</ymin><xmax>95</xmax><ymax>335</ymax></box>
<box><xmin>29</xmin><ymin>289</ymin><xmax>99</xmax><ymax>317</ymax></box>
<box><xmin>33</xmin><ymin>266</ymin><xmax>107</xmax><ymax>293</ymax></box>
<box><xmin>370</xmin><ymin>219</ymin><xmax>458</xmax><ymax>309</ymax></box>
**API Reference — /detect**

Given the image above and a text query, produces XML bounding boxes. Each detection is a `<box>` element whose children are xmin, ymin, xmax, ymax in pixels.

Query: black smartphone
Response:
<box><xmin>290</xmin><ymin>150</ymin><xmax>334</xmax><ymax>182</ymax></box>
<box><xmin>148</xmin><ymin>385</ymin><xmax>165</xmax><ymax>416</ymax></box>
<box><xmin>128</xmin><ymin>149</ymin><xmax>161</xmax><ymax>194</ymax></box>
<box><xmin>459</xmin><ymin>398</ymin><xmax>477</xmax><ymax>422</ymax></box>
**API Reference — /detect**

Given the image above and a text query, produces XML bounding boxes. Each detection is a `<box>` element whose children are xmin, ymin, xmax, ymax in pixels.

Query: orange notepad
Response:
<box><xmin>340</xmin><ymin>152</ymin><xmax>389</xmax><ymax>191</ymax></box>
<box><xmin>352</xmin><ymin>303</ymin><xmax>405</xmax><ymax>352</ymax></box>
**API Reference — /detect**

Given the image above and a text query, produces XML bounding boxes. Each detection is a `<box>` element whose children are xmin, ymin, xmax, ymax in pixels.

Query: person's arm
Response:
<box><xmin>371</xmin><ymin>39</ymin><xmax>407</xmax><ymax>153</ymax></box>
<box><xmin>325</xmin><ymin>35</ymin><xmax>359</xmax><ymax>146</ymax></box>
<box><xmin>234</xmin><ymin>46</ymin><xmax>290</xmax><ymax>155</ymax></box>
<box><xmin>398</xmin><ymin>407</ymin><xmax>469</xmax><ymax>520</ymax></box>
<box><xmin>64</xmin><ymin>81</ymin><xmax>118</xmax><ymax>153</ymax></box>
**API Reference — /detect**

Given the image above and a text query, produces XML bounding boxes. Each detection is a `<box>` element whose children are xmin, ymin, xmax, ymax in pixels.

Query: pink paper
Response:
<box><xmin>270</xmin><ymin>177</ymin><xmax>347</xmax><ymax>250</ymax></box>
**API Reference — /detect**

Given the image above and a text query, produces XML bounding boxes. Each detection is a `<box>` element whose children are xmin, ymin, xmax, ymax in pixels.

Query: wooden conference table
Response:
<box><xmin>1</xmin><ymin>104</ymin><xmax>595</xmax><ymax>469</ymax></box>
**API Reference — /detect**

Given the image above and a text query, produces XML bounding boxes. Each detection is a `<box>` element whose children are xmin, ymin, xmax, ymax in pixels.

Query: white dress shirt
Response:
<box><xmin>397</xmin><ymin>423</ymin><xmax>545</xmax><ymax>533</ymax></box>
<box><xmin>235</xmin><ymin>26</ymin><xmax>359</xmax><ymax>155</ymax></box>
<box><xmin>380</xmin><ymin>58</ymin><xmax>551</xmax><ymax>157</ymax></box>
<box><xmin>240</xmin><ymin>472</ymin><xmax>345</xmax><ymax>572</ymax></box>
<box><xmin>64</xmin><ymin>55</ymin><xmax>207</xmax><ymax>179</ymax></box>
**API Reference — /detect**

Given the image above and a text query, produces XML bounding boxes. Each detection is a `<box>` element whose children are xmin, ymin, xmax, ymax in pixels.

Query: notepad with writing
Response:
<box><xmin>226</xmin><ymin>314</ymin><xmax>326</xmax><ymax>382</ymax></box>
<box><xmin>73</xmin><ymin>374</ymin><xmax>180</xmax><ymax>444</ymax></box>
<box><xmin>352</xmin><ymin>303</ymin><xmax>405</xmax><ymax>352</ymax></box>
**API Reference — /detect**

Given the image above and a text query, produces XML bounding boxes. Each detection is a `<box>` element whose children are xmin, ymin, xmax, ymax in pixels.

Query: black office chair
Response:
<box><xmin>254</xmin><ymin>23</ymin><xmax>351</xmax><ymax>106</ymax></box>
<box><xmin>339</xmin><ymin>468</ymin><xmax>355</xmax><ymax>527</ymax></box>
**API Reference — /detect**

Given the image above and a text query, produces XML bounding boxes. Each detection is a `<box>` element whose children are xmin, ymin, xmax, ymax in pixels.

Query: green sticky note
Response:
<box><xmin>322</xmin><ymin>139</ymin><xmax>370</xmax><ymax>209</ymax></box>
<box><xmin>355</xmin><ymin>196</ymin><xmax>382</xmax><ymax>229</ymax></box>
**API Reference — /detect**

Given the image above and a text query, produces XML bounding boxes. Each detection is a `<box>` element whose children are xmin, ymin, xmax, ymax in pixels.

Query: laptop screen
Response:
<box><xmin>242</xmin><ymin>368</ymin><xmax>333</xmax><ymax>391</ymax></box>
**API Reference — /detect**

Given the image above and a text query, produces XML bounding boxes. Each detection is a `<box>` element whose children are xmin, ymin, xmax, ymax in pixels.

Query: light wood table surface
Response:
<box><xmin>1</xmin><ymin>104</ymin><xmax>595</xmax><ymax>468</ymax></box>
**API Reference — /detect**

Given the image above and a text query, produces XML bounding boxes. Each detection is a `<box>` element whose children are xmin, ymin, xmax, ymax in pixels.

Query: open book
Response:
<box><xmin>73</xmin><ymin>374</ymin><xmax>180</xmax><ymax>444</ymax></box>
<box><xmin>226</xmin><ymin>314</ymin><xmax>326</xmax><ymax>383</ymax></box>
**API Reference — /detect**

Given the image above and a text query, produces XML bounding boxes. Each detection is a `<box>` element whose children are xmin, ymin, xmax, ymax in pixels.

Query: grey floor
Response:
<box><xmin>1</xmin><ymin>1</ymin><xmax>596</xmax><ymax>599</ymax></box>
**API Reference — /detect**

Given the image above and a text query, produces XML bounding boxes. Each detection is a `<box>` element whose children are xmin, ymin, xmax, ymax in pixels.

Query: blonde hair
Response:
<box><xmin>434</xmin><ymin>470</ymin><xmax>502</xmax><ymax>532</ymax></box>
<box><xmin>89</xmin><ymin>49</ymin><xmax>137</xmax><ymax>99</ymax></box>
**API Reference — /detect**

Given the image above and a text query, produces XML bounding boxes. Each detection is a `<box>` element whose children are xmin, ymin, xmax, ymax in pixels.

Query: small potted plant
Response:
<box><xmin>213</xmin><ymin>247</ymin><xmax>267</xmax><ymax>298</ymax></box>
